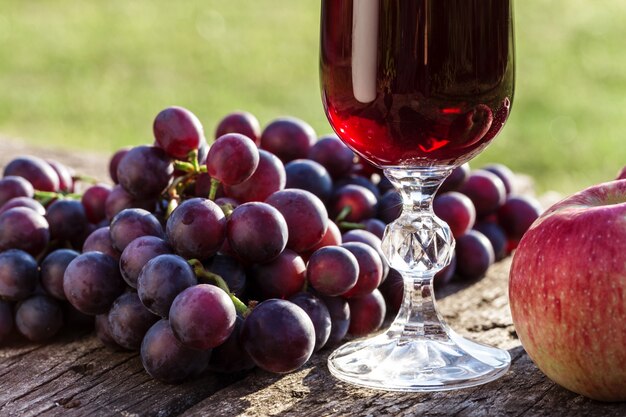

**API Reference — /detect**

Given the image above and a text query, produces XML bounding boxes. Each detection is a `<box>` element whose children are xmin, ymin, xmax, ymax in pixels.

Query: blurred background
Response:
<box><xmin>0</xmin><ymin>0</ymin><xmax>624</xmax><ymax>194</ymax></box>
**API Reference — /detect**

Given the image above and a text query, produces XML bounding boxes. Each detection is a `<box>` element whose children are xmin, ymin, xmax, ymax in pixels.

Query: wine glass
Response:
<box><xmin>320</xmin><ymin>0</ymin><xmax>515</xmax><ymax>391</ymax></box>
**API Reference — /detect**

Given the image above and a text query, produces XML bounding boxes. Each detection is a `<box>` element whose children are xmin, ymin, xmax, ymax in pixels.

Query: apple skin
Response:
<box><xmin>509</xmin><ymin>179</ymin><xmax>626</xmax><ymax>402</ymax></box>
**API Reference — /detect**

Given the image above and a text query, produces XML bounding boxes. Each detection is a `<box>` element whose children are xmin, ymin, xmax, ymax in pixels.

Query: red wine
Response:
<box><xmin>320</xmin><ymin>0</ymin><xmax>515</xmax><ymax>167</ymax></box>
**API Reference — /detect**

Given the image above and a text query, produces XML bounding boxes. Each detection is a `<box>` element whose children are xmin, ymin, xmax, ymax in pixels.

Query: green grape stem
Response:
<box><xmin>187</xmin><ymin>259</ymin><xmax>249</xmax><ymax>316</ymax></box>
<box><xmin>208</xmin><ymin>178</ymin><xmax>220</xmax><ymax>201</ymax></box>
<box><xmin>334</xmin><ymin>206</ymin><xmax>352</xmax><ymax>223</ymax></box>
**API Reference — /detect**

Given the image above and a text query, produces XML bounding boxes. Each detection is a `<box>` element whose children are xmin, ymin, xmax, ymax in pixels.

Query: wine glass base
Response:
<box><xmin>327</xmin><ymin>329</ymin><xmax>511</xmax><ymax>392</ymax></box>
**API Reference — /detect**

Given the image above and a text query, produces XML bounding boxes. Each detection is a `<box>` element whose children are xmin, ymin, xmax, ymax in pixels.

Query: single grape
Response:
<box><xmin>207</xmin><ymin>315</ymin><xmax>255</xmax><ymax>373</ymax></box>
<box><xmin>458</xmin><ymin>170</ymin><xmax>506</xmax><ymax>218</ymax></box>
<box><xmin>377</xmin><ymin>190</ymin><xmax>402</xmax><ymax>224</ymax></box>
<box><xmin>227</xmin><ymin>202</ymin><xmax>288</xmax><ymax>264</ymax></box>
<box><xmin>0</xmin><ymin>196</ymin><xmax>46</xmax><ymax>216</ymax></box>
<box><xmin>205</xmin><ymin>254</ymin><xmax>247</xmax><ymax>298</ymax></box>
<box><xmin>116</xmin><ymin>145</ymin><xmax>173</xmax><ymax>199</ymax></box>
<box><xmin>265</xmin><ymin>189</ymin><xmax>329</xmax><ymax>253</ymax></box>
<box><xmin>433</xmin><ymin>191</ymin><xmax>476</xmax><ymax>238</ymax></box>
<box><xmin>455</xmin><ymin>230</ymin><xmax>495</xmax><ymax>279</ymax></box>
<box><xmin>0</xmin><ymin>176</ymin><xmax>34</xmax><ymax>207</ymax></box>
<box><xmin>119</xmin><ymin>236</ymin><xmax>172</xmax><ymax>288</ymax></box>
<box><xmin>0</xmin><ymin>249</ymin><xmax>38</xmax><ymax>301</ymax></box>
<box><xmin>3</xmin><ymin>155</ymin><xmax>60</xmax><ymax>192</ymax></box>
<box><xmin>330</xmin><ymin>184</ymin><xmax>377</xmax><ymax>223</ymax></box>
<box><xmin>15</xmin><ymin>295</ymin><xmax>64</xmax><ymax>342</ymax></box>
<box><xmin>153</xmin><ymin>106</ymin><xmax>204</xmax><ymax>159</ymax></box>
<box><xmin>260</xmin><ymin>117</ymin><xmax>316</xmax><ymax>164</ymax></box>
<box><xmin>95</xmin><ymin>313</ymin><xmax>123</xmax><ymax>350</ymax></box>
<box><xmin>497</xmin><ymin>195</ymin><xmax>543</xmax><ymax>241</ymax></box>
<box><xmin>109</xmin><ymin>208</ymin><xmax>164</xmax><ymax>252</ymax></box>
<box><xmin>440</xmin><ymin>163</ymin><xmax>470</xmax><ymax>193</ymax></box>
<box><xmin>0</xmin><ymin>300</ymin><xmax>14</xmax><ymax>343</ymax></box>
<box><xmin>169</xmin><ymin>284</ymin><xmax>236</xmax><ymax>350</ymax></box>
<box><xmin>63</xmin><ymin>252</ymin><xmax>126</xmax><ymax>315</ymax></box>
<box><xmin>81</xmin><ymin>184</ymin><xmax>112</xmax><ymax>224</ymax></box>
<box><xmin>47</xmin><ymin>160</ymin><xmax>74</xmax><ymax>193</ymax></box>
<box><xmin>223</xmin><ymin>149</ymin><xmax>286</xmax><ymax>203</ymax></box>
<box><xmin>241</xmin><ymin>299</ymin><xmax>315</xmax><ymax>373</ymax></box>
<box><xmin>109</xmin><ymin>147</ymin><xmax>131</xmax><ymax>184</ymax></box>
<box><xmin>308</xmin><ymin>134</ymin><xmax>354</xmax><ymax>179</ymax></box>
<box><xmin>82</xmin><ymin>226</ymin><xmax>121</xmax><ymax>260</ymax></box>
<box><xmin>166</xmin><ymin>198</ymin><xmax>226</xmax><ymax>260</ymax></box>
<box><xmin>474</xmin><ymin>221</ymin><xmax>508</xmax><ymax>261</ymax></box>
<box><xmin>249</xmin><ymin>249</ymin><xmax>306</xmax><ymax>300</ymax></box>
<box><xmin>362</xmin><ymin>218</ymin><xmax>386</xmax><ymax>239</ymax></box>
<box><xmin>108</xmin><ymin>292</ymin><xmax>159</xmax><ymax>350</ymax></box>
<box><xmin>215</xmin><ymin>111</ymin><xmax>261</xmax><ymax>146</ymax></box>
<box><xmin>347</xmin><ymin>289</ymin><xmax>386</xmax><ymax>337</ymax></box>
<box><xmin>137</xmin><ymin>254</ymin><xmax>197</xmax><ymax>318</ymax></box>
<box><xmin>207</xmin><ymin>133</ymin><xmax>260</xmax><ymax>186</ymax></box>
<box><xmin>317</xmin><ymin>294</ymin><xmax>350</xmax><ymax>346</ymax></box>
<box><xmin>288</xmin><ymin>292</ymin><xmax>332</xmax><ymax>352</ymax></box>
<box><xmin>104</xmin><ymin>185</ymin><xmax>156</xmax><ymax>221</ymax></box>
<box><xmin>334</xmin><ymin>174</ymin><xmax>381</xmax><ymax>201</ymax></box>
<box><xmin>46</xmin><ymin>199</ymin><xmax>89</xmax><ymax>242</ymax></box>
<box><xmin>285</xmin><ymin>159</ymin><xmax>333</xmax><ymax>203</ymax></box>
<box><xmin>40</xmin><ymin>249</ymin><xmax>80</xmax><ymax>301</ymax></box>
<box><xmin>483</xmin><ymin>163</ymin><xmax>516</xmax><ymax>196</ymax></box>
<box><xmin>339</xmin><ymin>242</ymin><xmax>383</xmax><ymax>298</ymax></box>
<box><xmin>141</xmin><ymin>319</ymin><xmax>211</xmax><ymax>384</ymax></box>
<box><xmin>306</xmin><ymin>246</ymin><xmax>359</xmax><ymax>296</ymax></box>
<box><xmin>0</xmin><ymin>207</ymin><xmax>49</xmax><ymax>257</ymax></box>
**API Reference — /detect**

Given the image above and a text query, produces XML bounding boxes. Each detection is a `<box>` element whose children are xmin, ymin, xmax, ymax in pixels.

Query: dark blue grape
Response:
<box><xmin>40</xmin><ymin>249</ymin><xmax>80</xmax><ymax>300</ymax></box>
<box><xmin>108</xmin><ymin>292</ymin><xmax>159</xmax><ymax>350</ymax></box>
<box><xmin>285</xmin><ymin>159</ymin><xmax>333</xmax><ymax>202</ymax></box>
<box><xmin>119</xmin><ymin>236</ymin><xmax>171</xmax><ymax>288</ymax></box>
<box><xmin>117</xmin><ymin>145</ymin><xmax>173</xmax><ymax>199</ymax></box>
<box><xmin>0</xmin><ymin>207</ymin><xmax>49</xmax><ymax>256</ymax></box>
<box><xmin>0</xmin><ymin>176</ymin><xmax>34</xmax><ymax>207</ymax></box>
<box><xmin>288</xmin><ymin>292</ymin><xmax>331</xmax><ymax>352</ymax></box>
<box><xmin>15</xmin><ymin>295</ymin><xmax>63</xmax><ymax>342</ymax></box>
<box><xmin>0</xmin><ymin>249</ymin><xmax>38</xmax><ymax>301</ymax></box>
<box><xmin>109</xmin><ymin>208</ymin><xmax>164</xmax><ymax>252</ymax></box>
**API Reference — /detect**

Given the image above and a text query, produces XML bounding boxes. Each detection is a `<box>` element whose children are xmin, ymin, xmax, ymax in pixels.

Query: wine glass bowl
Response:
<box><xmin>320</xmin><ymin>0</ymin><xmax>515</xmax><ymax>391</ymax></box>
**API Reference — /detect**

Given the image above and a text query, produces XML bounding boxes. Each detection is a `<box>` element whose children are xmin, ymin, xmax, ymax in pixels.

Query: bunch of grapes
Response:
<box><xmin>0</xmin><ymin>105</ymin><xmax>542</xmax><ymax>384</ymax></box>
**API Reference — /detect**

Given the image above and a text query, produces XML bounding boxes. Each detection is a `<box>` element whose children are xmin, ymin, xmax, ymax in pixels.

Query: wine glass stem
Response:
<box><xmin>382</xmin><ymin>166</ymin><xmax>455</xmax><ymax>341</ymax></box>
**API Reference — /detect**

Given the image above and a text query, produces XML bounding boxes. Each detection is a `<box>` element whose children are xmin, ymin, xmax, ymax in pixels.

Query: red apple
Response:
<box><xmin>509</xmin><ymin>179</ymin><xmax>626</xmax><ymax>402</ymax></box>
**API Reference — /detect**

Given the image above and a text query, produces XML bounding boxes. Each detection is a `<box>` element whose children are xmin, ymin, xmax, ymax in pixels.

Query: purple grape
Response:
<box><xmin>117</xmin><ymin>145</ymin><xmax>173</xmax><ymax>199</ymax></box>
<box><xmin>207</xmin><ymin>315</ymin><xmax>255</xmax><ymax>373</ymax></box>
<box><xmin>241</xmin><ymin>299</ymin><xmax>315</xmax><ymax>373</ymax></box>
<box><xmin>317</xmin><ymin>295</ymin><xmax>350</xmax><ymax>346</ymax></box>
<box><xmin>153</xmin><ymin>106</ymin><xmax>204</xmax><ymax>159</ymax></box>
<box><xmin>285</xmin><ymin>159</ymin><xmax>333</xmax><ymax>202</ymax></box>
<box><xmin>82</xmin><ymin>226</ymin><xmax>121</xmax><ymax>260</ymax></box>
<box><xmin>119</xmin><ymin>236</ymin><xmax>172</xmax><ymax>288</ymax></box>
<box><xmin>458</xmin><ymin>170</ymin><xmax>506</xmax><ymax>218</ymax></box>
<box><xmin>63</xmin><ymin>252</ymin><xmax>126</xmax><ymax>315</ymax></box>
<box><xmin>265</xmin><ymin>189</ymin><xmax>329</xmax><ymax>253</ymax></box>
<box><xmin>331</xmin><ymin>184</ymin><xmax>377</xmax><ymax>223</ymax></box>
<box><xmin>166</xmin><ymin>198</ymin><xmax>226</xmax><ymax>260</ymax></box>
<box><xmin>137</xmin><ymin>254</ymin><xmax>197</xmax><ymax>318</ymax></box>
<box><xmin>227</xmin><ymin>202</ymin><xmax>288</xmax><ymax>264</ymax></box>
<box><xmin>95</xmin><ymin>313</ymin><xmax>123</xmax><ymax>350</ymax></box>
<box><xmin>440</xmin><ymin>163</ymin><xmax>470</xmax><ymax>193</ymax></box>
<box><xmin>474</xmin><ymin>221</ymin><xmax>508</xmax><ymax>261</ymax></box>
<box><xmin>483</xmin><ymin>163</ymin><xmax>516</xmax><ymax>196</ymax></box>
<box><xmin>0</xmin><ymin>207</ymin><xmax>49</xmax><ymax>256</ymax></box>
<box><xmin>0</xmin><ymin>249</ymin><xmax>38</xmax><ymax>301</ymax></box>
<box><xmin>15</xmin><ymin>295</ymin><xmax>63</xmax><ymax>342</ymax></box>
<box><xmin>497</xmin><ymin>195</ymin><xmax>542</xmax><ymax>240</ymax></box>
<box><xmin>104</xmin><ymin>185</ymin><xmax>156</xmax><ymax>221</ymax></box>
<box><xmin>81</xmin><ymin>184</ymin><xmax>112</xmax><ymax>224</ymax></box>
<box><xmin>303</xmin><ymin>220</ymin><xmax>342</xmax><ymax>255</ymax></box>
<box><xmin>455</xmin><ymin>230</ymin><xmax>495</xmax><ymax>279</ymax></box>
<box><xmin>342</xmin><ymin>229</ymin><xmax>389</xmax><ymax>282</ymax></box>
<box><xmin>215</xmin><ymin>111</ymin><xmax>261</xmax><ymax>146</ymax></box>
<box><xmin>377</xmin><ymin>176</ymin><xmax>394</xmax><ymax>195</ymax></box>
<box><xmin>170</xmin><ymin>284</ymin><xmax>236</xmax><ymax>350</ymax></box>
<box><xmin>109</xmin><ymin>208</ymin><xmax>164</xmax><ymax>252</ymax></box>
<box><xmin>334</xmin><ymin>174</ymin><xmax>381</xmax><ymax>201</ymax></box>
<box><xmin>288</xmin><ymin>292</ymin><xmax>332</xmax><ymax>352</ymax></box>
<box><xmin>40</xmin><ymin>249</ymin><xmax>79</xmax><ymax>300</ymax></box>
<box><xmin>47</xmin><ymin>160</ymin><xmax>74</xmax><ymax>192</ymax></box>
<box><xmin>108</xmin><ymin>292</ymin><xmax>159</xmax><ymax>350</ymax></box>
<box><xmin>340</xmin><ymin>242</ymin><xmax>383</xmax><ymax>298</ymax></box>
<box><xmin>46</xmin><ymin>199</ymin><xmax>89</xmax><ymax>242</ymax></box>
<box><xmin>308</xmin><ymin>134</ymin><xmax>354</xmax><ymax>179</ymax></box>
<box><xmin>347</xmin><ymin>289</ymin><xmax>386</xmax><ymax>336</ymax></box>
<box><xmin>224</xmin><ymin>149</ymin><xmax>286</xmax><ymax>203</ymax></box>
<box><xmin>0</xmin><ymin>300</ymin><xmax>14</xmax><ymax>343</ymax></box>
<box><xmin>306</xmin><ymin>246</ymin><xmax>358</xmax><ymax>296</ymax></box>
<box><xmin>141</xmin><ymin>319</ymin><xmax>211</xmax><ymax>384</ymax></box>
<box><xmin>3</xmin><ymin>156</ymin><xmax>60</xmax><ymax>192</ymax></box>
<box><xmin>249</xmin><ymin>249</ymin><xmax>306</xmax><ymax>300</ymax></box>
<box><xmin>0</xmin><ymin>176</ymin><xmax>34</xmax><ymax>207</ymax></box>
<box><xmin>207</xmin><ymin>133</ymin><xmax>260</xmax><ymax>186</ymax></box>
<box><xmin>0</xmin><ymin>196</ymin><xmax>46</xmax><ymax>216</ymax></box>
<box><xmin>433</xmin><ymin>191</ymin><xmax>476</xmax><ymax>238</ymax></box>
<box><xmin>260</xmin><ymin>117</ymin><xmax>316</xmax><ymax>164</ymax></box>
<box><xmin>205</xmin><ymin>254</ymin><xmax>246</xmax><ymax>298</ymax></box>
<box><xmin>109</xmin><ymin>147</ymin><xmax>131</xmax><ymax>184</ymax></box>
<box><xmin>377</xmin><ymin>190</ymin><xmax>402</xmax><ymax>224</ymax></box>
<box><xmin>362</xmin><ymin>218</ymin><xmax>386</xmax><ymax>239</ymax></box>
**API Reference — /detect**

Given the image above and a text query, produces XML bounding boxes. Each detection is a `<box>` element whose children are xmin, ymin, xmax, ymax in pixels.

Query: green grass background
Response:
<box><xmin>0</xmin><ymin>0</ymin><xmax>625</xmax><ymax>194</ymax></box>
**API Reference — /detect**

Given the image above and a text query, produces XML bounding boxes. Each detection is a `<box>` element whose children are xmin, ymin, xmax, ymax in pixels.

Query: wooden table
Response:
<box><xmin>1</xmin><ymin>139</ymin><xmax>625</xmax><ymax>416</ymax></box>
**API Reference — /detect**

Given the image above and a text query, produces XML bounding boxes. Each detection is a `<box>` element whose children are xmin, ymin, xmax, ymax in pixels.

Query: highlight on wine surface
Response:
<box><xmin>320</xmin><ymin>0</ymin><xmax>515</xmax><ymax>167</ymax></box>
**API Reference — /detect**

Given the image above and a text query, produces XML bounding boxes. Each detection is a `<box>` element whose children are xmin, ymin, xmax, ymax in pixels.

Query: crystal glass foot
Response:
<box><xmin>327</xmin><ymin>167</ymin><xmax>511</xmax><ymax>392</ymax></box>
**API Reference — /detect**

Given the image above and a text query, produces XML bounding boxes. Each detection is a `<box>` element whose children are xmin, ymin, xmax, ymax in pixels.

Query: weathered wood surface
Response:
<box><xmin>0</xmin><ymin>139</ymin><xmax>625</xmax><ymax>416</ymax></box>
